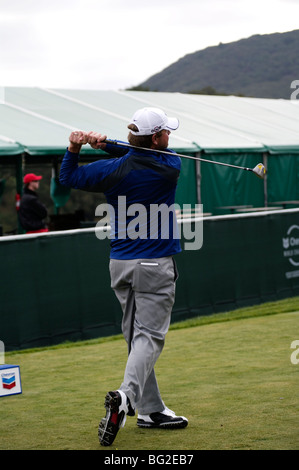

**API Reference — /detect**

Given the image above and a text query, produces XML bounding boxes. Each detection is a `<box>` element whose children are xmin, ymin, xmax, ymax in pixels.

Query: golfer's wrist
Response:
<box><xmin>68</xmin><ymin>142</ymin><xmax>82</xmax><ymax>153</ymax></box>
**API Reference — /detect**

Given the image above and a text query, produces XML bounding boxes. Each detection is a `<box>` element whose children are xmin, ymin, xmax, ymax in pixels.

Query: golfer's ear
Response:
<box><xmin>151</xmin><ymin>133</ymin><xmax>158</xmax><ymax>145</ymax></box>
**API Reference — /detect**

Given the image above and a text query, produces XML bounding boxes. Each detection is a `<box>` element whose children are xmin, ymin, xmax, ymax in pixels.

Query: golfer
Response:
<box><xmin>59</xmin><ymin>107</ymin><xmax>188</xmax><ymax>446</ymax></box>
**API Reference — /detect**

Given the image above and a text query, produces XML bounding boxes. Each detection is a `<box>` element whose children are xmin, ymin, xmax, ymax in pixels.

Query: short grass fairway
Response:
<box><xmin>1</xmin><ymin>297</ymin><xmax>299</xmax><ymax>450</ymax></box>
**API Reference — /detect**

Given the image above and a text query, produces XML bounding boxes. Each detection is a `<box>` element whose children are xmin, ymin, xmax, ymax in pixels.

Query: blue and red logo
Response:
<box><xmin>1</xmin><ymin>373</ymin><xmax>16</xmax><ymax>390</ymax></box>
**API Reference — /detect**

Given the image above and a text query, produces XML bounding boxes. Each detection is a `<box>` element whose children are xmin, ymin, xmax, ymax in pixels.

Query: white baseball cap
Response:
<box><xmin>129</xmin><ymin>107</ymin><xmax>179</xmax><ymax>136</ymax></box>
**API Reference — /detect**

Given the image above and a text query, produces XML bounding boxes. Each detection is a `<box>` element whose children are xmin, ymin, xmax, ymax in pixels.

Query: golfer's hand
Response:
<box><xmin>86</xmin><ymin>132</ymin><xmax>107</xmax><ymax>150</ymax></box>
<box><xmin>68</xmin><ymin>131</ymin><xmax>89</xmax><ymax>153</ymax></box>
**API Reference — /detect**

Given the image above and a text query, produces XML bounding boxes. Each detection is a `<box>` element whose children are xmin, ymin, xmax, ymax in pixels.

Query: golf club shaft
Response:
<box><xmin>105</xmin><ymin>139</ymin><xmax>252</xmax><ymax>173</ymax></box>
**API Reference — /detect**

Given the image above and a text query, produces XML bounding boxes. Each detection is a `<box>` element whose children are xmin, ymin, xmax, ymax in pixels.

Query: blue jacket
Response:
<box><xmin>59</xmin><ymin>141</ymin><xmax>182</xmax><ymax>260</ymax></box>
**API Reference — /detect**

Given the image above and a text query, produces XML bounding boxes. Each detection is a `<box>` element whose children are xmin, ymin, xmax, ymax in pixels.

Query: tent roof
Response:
<box><xmin>0</xmin><ymin>87</ymin><xmax>299</xmax><ymax>157</ymax></box>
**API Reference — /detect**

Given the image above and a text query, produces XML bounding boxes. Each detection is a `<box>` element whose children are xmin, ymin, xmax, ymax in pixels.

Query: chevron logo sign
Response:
<box><xmin>2</xmin><ymin>372</ymin><xmax>16</xmax><ymax>390</ymax></box>
<box><xmin>0</xmin><ymin>365</ymin><xmax>22</xmax><ymax>397</ymax></box>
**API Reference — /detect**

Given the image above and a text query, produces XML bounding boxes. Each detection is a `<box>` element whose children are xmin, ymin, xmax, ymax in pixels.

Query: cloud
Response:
<box><xmin>0</xmin><ymin>20</ymin><xmax>47</xmax><ymax>70</ymax></box>
<box><xmin>0</xmin><ymin>0</ymin><xmax>299</xmax><ymax>89</ymax></box>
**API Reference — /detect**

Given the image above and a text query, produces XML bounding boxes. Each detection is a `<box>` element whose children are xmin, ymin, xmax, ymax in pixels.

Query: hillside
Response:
<box><xmin>135</xmin><ymin>30</ymin><xmax>299</xmax><ymax>99</ymax></box>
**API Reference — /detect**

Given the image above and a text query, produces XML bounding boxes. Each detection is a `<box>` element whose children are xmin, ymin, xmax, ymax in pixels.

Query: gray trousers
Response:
<box><xmin>109</xmin><ymin>256</ymin><xmax>178</xmax><ymax>415</ymax></box>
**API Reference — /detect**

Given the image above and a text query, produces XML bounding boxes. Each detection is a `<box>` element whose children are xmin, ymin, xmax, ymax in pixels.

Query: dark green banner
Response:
<box><xmin>200</xmin><ymin>153</ymin><xmax>265</xmax><ymax>214</ymax></box>
<box><xmin>267</xmin><ymin>154</ymin><xmax>299</xmax><ymax>202</ymax></box>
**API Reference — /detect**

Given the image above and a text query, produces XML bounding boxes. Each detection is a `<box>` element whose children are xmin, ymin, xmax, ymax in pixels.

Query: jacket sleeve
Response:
<box><xmin>59</xmin><ymin>148</ymin><xmax>125</xmax><ymax>192</ymax></box>
<box><xmin>105</xmin><ymin>141</ymin><xmax>129</xmax><ymax>157</ymax></box>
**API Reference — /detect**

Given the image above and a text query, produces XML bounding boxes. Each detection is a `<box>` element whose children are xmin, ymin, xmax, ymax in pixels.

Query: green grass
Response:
<box><xmin>1</xmin><ymin>297</ymin><xmax>299</xmax><ymax>450</ymax></box>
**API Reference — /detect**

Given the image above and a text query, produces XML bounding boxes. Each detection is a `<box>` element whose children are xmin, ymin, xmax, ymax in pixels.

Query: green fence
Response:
<box><xmin>1</xmin><ymin>210</ymin><xmax>299</xmax><ymax>351</ymax></box>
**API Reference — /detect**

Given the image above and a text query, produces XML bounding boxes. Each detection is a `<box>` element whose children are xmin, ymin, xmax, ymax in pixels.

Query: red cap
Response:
<box><xmin>23</xmin><ymin>173</ymin><xmax>43</xmax><ymax>184</ymax></box>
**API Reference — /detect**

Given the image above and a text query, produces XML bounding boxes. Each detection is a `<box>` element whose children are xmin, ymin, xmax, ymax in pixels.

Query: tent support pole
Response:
<box><xmin>16</xmin><ymin>153</ymin><xmax>24</xmax><ymax>234</ymax></box>
<box><xmin>195</xmin><ymin>151</ymin><xmax>202</xmax><ymax>205</ymax></box>
<box><xmin>263</xmin><ymin>152</ymin><xmax>268</xmax><ymax>207</ymax></box>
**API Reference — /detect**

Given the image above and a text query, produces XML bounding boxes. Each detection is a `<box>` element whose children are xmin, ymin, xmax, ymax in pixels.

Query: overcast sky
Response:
<box><xmin>0</xmin><ymin>0</ymin><xmax>299</xmax><ymax>90</ymax></box>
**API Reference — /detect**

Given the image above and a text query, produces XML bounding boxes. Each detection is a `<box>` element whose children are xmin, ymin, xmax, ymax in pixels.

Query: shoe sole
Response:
<box><xmin>98</xmin><ymin>392</ymin><xmax>125</xmax><ymax>446</ymax></box>
<box><xmin>137</xmin><ymin>419</ymin><xmax>188</xmax><ymax>429</ymax></box>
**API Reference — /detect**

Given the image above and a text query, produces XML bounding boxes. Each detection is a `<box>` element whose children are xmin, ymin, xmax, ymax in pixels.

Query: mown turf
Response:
<box><xmin>1</xmin><ymin>297</ymin><xmax>298</xmax><ymax>450</ymax></box>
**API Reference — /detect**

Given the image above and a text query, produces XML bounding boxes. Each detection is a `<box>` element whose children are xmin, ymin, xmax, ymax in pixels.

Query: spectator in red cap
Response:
<box><xmin>19</xmin><ymin>173</ymin><xmax>48</xmax><ymax>233</ymax></box>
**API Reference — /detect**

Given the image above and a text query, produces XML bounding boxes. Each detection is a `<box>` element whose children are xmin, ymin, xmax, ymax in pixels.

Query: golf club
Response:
<box><xmin>104</xmin><ymin>139</ymin><xmax>266</xmax><ymax>179</ymax></box>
